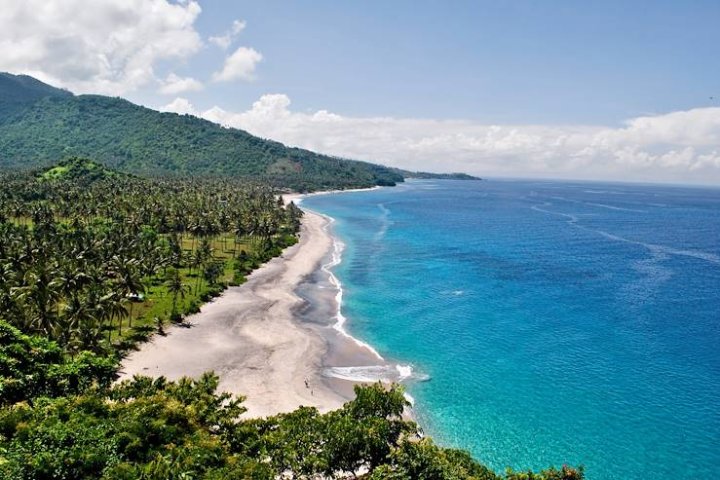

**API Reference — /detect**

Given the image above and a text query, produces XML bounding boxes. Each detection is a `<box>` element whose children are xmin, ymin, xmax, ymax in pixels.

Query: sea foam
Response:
<box><xmin>316</xmin><ymin>210</ymin><xmax>429</xmax><ymax>385</ymax></box>
<box><xmin>319</xmin><ymin>214</ymin><xmax>385</xmax><ymax>360</ymax></box>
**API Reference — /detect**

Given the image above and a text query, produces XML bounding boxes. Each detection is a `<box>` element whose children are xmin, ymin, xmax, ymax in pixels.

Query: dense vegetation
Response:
<box><xmin>0</xmin><ymin>158</ymin><xmax>301</xmax><ymax>353</ymax></box>
<box><xmin>0</xmin><ymin>72</ymin><xmax>404</xmax><ymax>191</ymax></box>
<box><xmin>0</xmin><ymin>160</ymin><xmax>583</xmax><ymax>478</ymax></box>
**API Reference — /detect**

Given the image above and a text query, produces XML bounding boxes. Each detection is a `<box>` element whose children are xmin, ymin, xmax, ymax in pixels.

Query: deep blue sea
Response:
<box><xmin>301</xmin><ymin>179</ymin><xmax>720</xmax><ymax>480</ymax></box>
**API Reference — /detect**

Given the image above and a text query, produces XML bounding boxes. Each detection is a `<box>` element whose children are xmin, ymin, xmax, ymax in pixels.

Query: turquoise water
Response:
<box><xmin>301</xmin><ymin>180</ymin><xmax>720</xmax><ymax>479</ymax></box>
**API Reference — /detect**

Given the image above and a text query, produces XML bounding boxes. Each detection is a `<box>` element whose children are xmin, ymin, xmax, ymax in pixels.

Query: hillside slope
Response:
<box><xmin>0</xmin><ymin>73</ymin><xmax>402</xmax><ymax>191</ymax></box>
<box><xmin>0</xmin><ymin>72</ymin><xmax>72</xmax><ymax>117</ymax></box>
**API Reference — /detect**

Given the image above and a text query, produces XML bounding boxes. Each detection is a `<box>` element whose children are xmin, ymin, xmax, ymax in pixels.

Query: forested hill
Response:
<box><xmin>392</xmin><ymin>168</ymin><xmax>482</xmax><ymax>180</ymax></box>
<box><xmin>0</xmin><ymin>73</ymin><xmax>72</xmax><ymax>116</ymax></box>
<box><xmin>0</xmin><ymin>72</ymin><xmax>403</xmax><ymax>191</ymax></box>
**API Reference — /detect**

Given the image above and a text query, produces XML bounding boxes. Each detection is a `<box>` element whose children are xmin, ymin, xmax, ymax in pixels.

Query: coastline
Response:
<box><xmin>120</xmin><ymin>188</ymin><xmax>394</xmax><ymax>418</ymax></box>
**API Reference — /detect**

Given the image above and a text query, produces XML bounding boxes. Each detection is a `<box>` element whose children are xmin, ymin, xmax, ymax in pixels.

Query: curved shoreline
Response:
<box><xmin>120</xmin><ymin>209</ymin><xmax>350</xmax><ymax>417</ymax></box>
<box><xmin>121</xmin><ymin>189</ymin><xmax>407</xmax><ymax>418</ymax></box>
<box><xmin>289</xmin><ymin>192</ymin><xmax>416</xmax><ymax>385</ymax></box>
<box><xmin>120</xmin><ymin>195</ymin><xmax>396</xmax><ymax>417</ymax></box>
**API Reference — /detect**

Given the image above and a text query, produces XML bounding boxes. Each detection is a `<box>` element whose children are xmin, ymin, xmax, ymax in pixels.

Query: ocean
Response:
<box><xmin>300</xmin><ymin>179</ymin><xmax>720</xmax><ymax>480</ymax></box>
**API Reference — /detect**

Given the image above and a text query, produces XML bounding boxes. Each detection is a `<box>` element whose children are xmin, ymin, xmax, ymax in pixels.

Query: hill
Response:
<box><xmin>38</xmin><ymin>157</ymin><xmax>125</xmax><ymax>182</ymax></box>
<box><xmin>0</xmin><ymin>72</ymin><xmax>72</xmax><ymax>118</ymax></box>
<box><xmin>0</xmin><ymin>73</ymin><xmax>403</xmax><ymax>191</ymax></box>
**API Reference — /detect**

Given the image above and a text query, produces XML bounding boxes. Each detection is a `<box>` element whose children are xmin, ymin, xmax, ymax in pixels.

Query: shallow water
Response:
<box><xmin>301</xmin><ymin>179</ymin><xmax>720</xmax><ymax>479</ymax></box>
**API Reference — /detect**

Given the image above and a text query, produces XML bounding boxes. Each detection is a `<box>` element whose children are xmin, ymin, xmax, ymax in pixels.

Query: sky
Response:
<box><xmin>1</xmin><ymin>0</ymin><xmax>719</xmax><ymax>184</ymax></box>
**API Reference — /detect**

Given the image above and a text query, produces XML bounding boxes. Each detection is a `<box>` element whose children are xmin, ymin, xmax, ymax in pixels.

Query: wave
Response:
<box><xmin>530</xmin><ymin>202</ymin><xmax>580</xmax><ymax>224</ymax></box>
<box><xmin>583</xmin><ymin>189</ymin><xmax>630</xmax><ymax>195</ymax></box>
<box><xmin>319</xmin><ymin>214</ymin><xmax>384</xmax><ymax>360</ymax></box>
<box><xmin>323</xmin><ymin>364</ymin><xmax>430</xmax><ymax>383</ymax></box>
<box><xmin>315</xmin><ymin>210</ymin><xmax>432</xmax><ymax>390</ymax></box>
<box><xmin>596</xmin><ymin>230</ymin><xmax>720</xmax><ymax>265</ymax></box>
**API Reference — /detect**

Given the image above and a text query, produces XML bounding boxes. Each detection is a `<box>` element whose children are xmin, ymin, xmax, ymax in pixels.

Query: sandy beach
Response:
<box><xmin>121</xmin><ymin>208</ymin><xmax>351</xmax><ymax>417</ymax></box>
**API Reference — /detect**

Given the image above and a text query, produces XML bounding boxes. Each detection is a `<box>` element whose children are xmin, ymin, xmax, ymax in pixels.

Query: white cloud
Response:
<box><xmin>161</xmin><ymin>95</ymin><xmax>720</xmax><ymax>184</ymax></box>
<box><xmin>159</xmin><ymin>97</ymin><xmax>197</xmax><ymax>115</ymax></box>
<box><xmin>212</xmin><ymin>46</ymin><xmax>263</xmax><ymax>82</ymax></box>
<box><xmin>0</xmin><ymin>0</ymin><xmax>203</xmax><ymax>95</ymax></box>
<box><xmin>159</xmin><ymin>73</ymin><xmax>203</xmax><ymax>95</ymax></box>
<box><xmin>209</xmin><ymin>20</ymin><xmax>247</xmax><ymax>50</ymax></box>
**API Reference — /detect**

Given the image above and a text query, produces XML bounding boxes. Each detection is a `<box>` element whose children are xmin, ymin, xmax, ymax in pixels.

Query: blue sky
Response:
<box><xmin>163</xmin><ymin>0</ymin><xmax>720</xmax><ymax>125</ymax></box>
<box><xmin>1</xmin><ymin>0</ymin><xmax>719</xmax><ymax>183</ymax></box>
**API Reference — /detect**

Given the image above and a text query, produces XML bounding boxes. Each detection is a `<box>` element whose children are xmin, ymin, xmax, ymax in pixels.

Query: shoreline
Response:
<box><xmin>120</xmin><ymin>187</ymin><xmax>399</xmax><ymax>418</ymax></box>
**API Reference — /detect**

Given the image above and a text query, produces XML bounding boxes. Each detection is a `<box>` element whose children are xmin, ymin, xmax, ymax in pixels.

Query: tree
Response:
<box><xmin>166</xmin><ymin>268</ymin><xmax>188</xmax><ymax>321</ymax></box>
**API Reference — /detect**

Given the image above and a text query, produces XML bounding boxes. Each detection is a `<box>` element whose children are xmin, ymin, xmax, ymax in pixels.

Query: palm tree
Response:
<box><xmin>12</xmin><ymin>262</ymin><xmax>63</xmax><ymax>338</ymax></box>
<box><xmin>166</xmin><ymin>268</ymin><xmax>188</xmax><ymax>321</ymax></box>
<box><xmin>98</xmin><ymin>291</ymin><xmax>129</xmax><ymax>340</ymax></box>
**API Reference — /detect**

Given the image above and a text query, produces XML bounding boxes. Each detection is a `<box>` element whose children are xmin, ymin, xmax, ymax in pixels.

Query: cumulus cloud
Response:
<box><xmin>212</xmin><ymin>46</ymin><xmax>263</xmax><ymax>82</ymax></box>
<box><xmin>208</xmin><ymin>20</ymin><xmax>247</xmax><ymax>50</ymax></box>
<box><xmin>160</xmin><ymin>97</ymin><xmax>197</xmax><ymax>115</ymax></box>
<box><xmin>161</xmin><ymin>95</ymin><xmax>720</xmax><ymax>184</ymax></box>
<box><xmin>159</xmin><ymin>73</ymin><xmax>203</xmax><ymax>95</ymax></box>
<box><xmin>0</xmin><ymin>0</ymin><xmax>202</xmax><ymax>95</ymax></box>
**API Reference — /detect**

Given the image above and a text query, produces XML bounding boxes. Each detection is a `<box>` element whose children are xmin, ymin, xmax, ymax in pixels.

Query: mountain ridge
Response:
<box><xmin>0</xmin><ymin>72</ymin><xmax>480</xmax><ymax>190</ymax></box>
<box><xmin>0</xmin><ymin>73</ymin><xmax>402</xmax><ymax>191</ymax></box>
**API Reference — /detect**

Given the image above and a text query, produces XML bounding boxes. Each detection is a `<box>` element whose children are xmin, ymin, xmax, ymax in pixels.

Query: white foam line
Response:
<box><xmin>530</xmin><ymin>202</ymin><xmax>579</xmax><ymax>223</ymax></box>
<box><xmin>584</xmin><ymin>202</ymin><xmax>647</xmax><ymax>213</ymax></box>
<box><xmin>322</xmin><ymin>364</ymin><xmax>418</xmax><ymax>383</ymax></box>
<box><xmin>532</xmin><ymin>203</ymin><xmax>720</xmax><ymax>267</ymax></box>
<box><xmin>542</xmin><ymin>194</ymin><xmax>647</xmax><ymax>213</ymax></box>
<box><xmin>300</xmin><ymin>199</ymin><xmax>427</xmax><ymax>386</ymax></box>
<box><xmin>597</xmin><ymin>229</ymin><xmax>720</xmax><ymax>265</ymax></box>
<box><xmin>317</xmin><ymin>212</ymin><xmax>385</xmax><ymax>361</ymax></box>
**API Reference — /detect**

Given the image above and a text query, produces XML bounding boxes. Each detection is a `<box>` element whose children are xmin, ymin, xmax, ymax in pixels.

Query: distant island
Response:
<box><xmin>393</xmin><ymin>168</ymin><xmax>482</xmax><ymax>180</ymax></box>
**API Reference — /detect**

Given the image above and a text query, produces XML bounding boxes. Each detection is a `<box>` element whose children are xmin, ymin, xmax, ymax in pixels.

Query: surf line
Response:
<box><xmin>312</xmin><ymin>208</ymin><xmax>418</xmax><ymax>384</ymax></box>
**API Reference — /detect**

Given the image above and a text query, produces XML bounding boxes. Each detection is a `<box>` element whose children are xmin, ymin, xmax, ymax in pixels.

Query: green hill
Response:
<box><xmin>38</xmin><ymin>157</ymin><xmax>124</xmax><ymax>182</ymax></box>
<box><xmin>0</xmin><ymin>72</ymin><xmax>72</xmax><ymax>118</ymax></box>
<box><xmin>0</xmin><ymin>73</ymin><xmax>403</xmax><ymax>191</ymax></box>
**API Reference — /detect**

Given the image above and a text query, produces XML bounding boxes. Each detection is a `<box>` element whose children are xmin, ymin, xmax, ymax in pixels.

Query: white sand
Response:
<box><xmin>119</xmin><ymin>209</ymin><xmax>347</xmax><ymax>418</ymax></box>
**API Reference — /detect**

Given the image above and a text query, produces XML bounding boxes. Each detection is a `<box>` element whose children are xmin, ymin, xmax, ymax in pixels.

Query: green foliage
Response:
<box><xmin>369</xmin><ymin>439</ymin><xmax>499</xmax><ymax>480</ymax></box>
<box><xmin>0</xmin><ymin>376</ymin><xmax>583</xmax><ymax>480</ymax></box>
<box><xmin>0</xmin><ymin>321</ymin><xmax>115</xmax><ymax>404</ymax></box>
<box><xmin>504</xmin><ymin>466</ymin><xmax>584</xmax><ymax>480</ymax></box>
<box><xmin>40</xmin><ymin>157</ymin><xmax>120</xmax><ymax>181</ymax></box>
<box><xmin>0</xmin><ymin>163</ymin><xmax>302</xmax><ymax>350</ymax></box>
<box><xmin>0</xmin><ymin>373</ymin><xmax>245</xmax><ymax>479</ymax></box>
<box><xmin>0</xmin><ymin>72</ymin><xmax>71</xmax><ymax>120</ymax></box>
<box><xmin>0</xmin><ymin>73</ymin><xmax>404</xmax><ymax>190</ymax></box>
